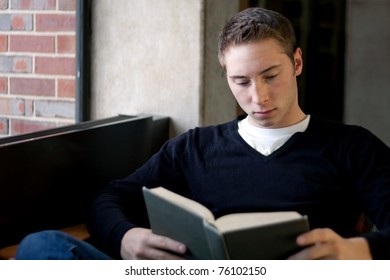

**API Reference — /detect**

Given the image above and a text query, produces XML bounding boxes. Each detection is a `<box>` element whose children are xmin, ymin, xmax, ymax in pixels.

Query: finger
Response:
<box><xmin>296</xmin><ymin>228</ymin><xmax>337</xmax><ymax>246</ymax></box>
<box><xmin>130</xmin><ymin>238</ymin><xmax>186</xmax><ymax>260</ymax></box>
<box><xmin>143</xmin><ymin>247</ymin><xmax>187</xmax><ymax>260</ymax></box>
<box><xmin>288</xmin><ymin>242</ymin><xmax>333</xmax><ymax>260</ymax></box>
<box><xmin>146</xmin><ymin>233</ymin><xmax>187</xmax><ymax>255</ymax></box>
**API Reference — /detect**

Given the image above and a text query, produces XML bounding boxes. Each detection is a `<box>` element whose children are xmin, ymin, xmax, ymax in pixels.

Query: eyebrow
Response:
<box><xmin>228</xmin><ymin>64</ymin><xmax>281</xmax><ymax>79</ymax></box>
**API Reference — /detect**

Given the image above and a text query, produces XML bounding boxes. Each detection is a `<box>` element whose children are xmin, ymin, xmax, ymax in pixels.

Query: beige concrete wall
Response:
<box><xmin>202</xmin><ymin>0</ymin><xmax>238</xmax><ymax>126</ymax></box>
<box><xmin>90</xmin><ymin>0</ymin><xmax>239</xmax><ymax>136</ymax></box>
<box><xmin>344</xmin><ymin>0</ymin><xmax>390</xmax><ymax>145</ymax></box>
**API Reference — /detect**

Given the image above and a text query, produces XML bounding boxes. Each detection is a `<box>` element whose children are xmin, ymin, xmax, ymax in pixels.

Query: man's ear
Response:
<box><xmin>294</xmin><ymin>47</ymin><xmax>303</xmax><ymax>76</ymax></box>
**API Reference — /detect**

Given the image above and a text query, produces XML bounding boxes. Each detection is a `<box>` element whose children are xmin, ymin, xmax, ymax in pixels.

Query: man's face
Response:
<box><xmin>224</xmin><ymin>38</ymin><xmax>304</xmax><ymax>128</ymax></box>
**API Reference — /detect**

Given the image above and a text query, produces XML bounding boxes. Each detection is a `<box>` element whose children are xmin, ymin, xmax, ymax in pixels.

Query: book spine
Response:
<box><xmin>203</xmin><ymin>222</ymin><xmax>229</xmax><ymax>260</ymax></box>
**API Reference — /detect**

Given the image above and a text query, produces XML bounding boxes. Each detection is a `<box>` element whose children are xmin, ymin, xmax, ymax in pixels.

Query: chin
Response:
<box><xmin>250</xmin><ymin>118</ymin><xmax>276</xmax><ymax>128</ymax></box>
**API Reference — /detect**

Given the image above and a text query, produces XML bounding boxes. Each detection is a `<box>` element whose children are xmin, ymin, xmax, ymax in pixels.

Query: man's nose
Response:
<box><xmin>251</xmin><ymin>82</ymin><xmax>269</xmax><ymax>105</ymax></box>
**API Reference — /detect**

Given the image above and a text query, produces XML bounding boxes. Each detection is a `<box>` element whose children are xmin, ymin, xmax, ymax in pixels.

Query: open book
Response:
<box><xmin>143</xmin><ymin>186</ymin><xmax>309</xmax><ymax>259</ymax></box>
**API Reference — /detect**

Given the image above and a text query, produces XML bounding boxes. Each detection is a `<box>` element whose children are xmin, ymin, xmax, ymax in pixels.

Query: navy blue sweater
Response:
<box><xmin>87</xmin><ymin>115</ymin><xmax>390</xmax><ymax>259</ymax></box>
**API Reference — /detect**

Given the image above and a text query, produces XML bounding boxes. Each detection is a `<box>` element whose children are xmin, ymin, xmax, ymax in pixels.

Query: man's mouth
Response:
<box><xmin>253</xmin><ymin>109</ymin><xmax>275</xmax><ymax>116</ymax></box>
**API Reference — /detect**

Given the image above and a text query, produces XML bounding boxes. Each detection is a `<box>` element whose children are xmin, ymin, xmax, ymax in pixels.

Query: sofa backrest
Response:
<box><xmin>0</xmin><ymin>115</ymin><xmax>169</xmax><ymax>248</ymax></box>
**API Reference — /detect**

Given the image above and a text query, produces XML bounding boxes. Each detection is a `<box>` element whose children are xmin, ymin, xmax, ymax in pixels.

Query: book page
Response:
<box><xmin>146</xmin><ymin>187</ymin><xmax>215</xmax><ymax>223</ymax></box>
<box><xmin>214</xmin><ymin>211</ymin><xmax>302</xmax><ymax>233</ymax></box>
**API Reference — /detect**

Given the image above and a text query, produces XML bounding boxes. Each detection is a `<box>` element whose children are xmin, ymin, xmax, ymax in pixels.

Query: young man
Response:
<box><xmin>16</xmin><ymin>7</ymin><xmax>390</xmax><ymax>260</ymax></box>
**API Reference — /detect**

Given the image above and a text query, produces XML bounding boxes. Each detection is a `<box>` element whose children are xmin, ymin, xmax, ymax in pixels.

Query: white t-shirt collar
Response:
<box><xmin>238</xmin><ymin>115</ymin><xmax>310</xmax><ymax>156</ymax></box>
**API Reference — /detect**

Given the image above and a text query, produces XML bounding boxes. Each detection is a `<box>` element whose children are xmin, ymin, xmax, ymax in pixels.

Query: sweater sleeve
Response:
<box><xmin>86</xmin><ymin>137</ymin><xmax>190</xmax><ymax>259</ymax></box>
<box><xmin>348</xmin><ymin>127</ymin><xmax>390</xmax><ymax>259</ymax></box>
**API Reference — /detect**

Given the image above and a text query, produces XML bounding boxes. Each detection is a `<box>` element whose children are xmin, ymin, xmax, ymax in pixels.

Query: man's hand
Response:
<box><xmin>288</xmin><ymin>228</ymin><xmax>372</xmax><ymax>260</ymax></box>
<box><xmin>120</xmin><ymin>227</ymin><xmax>187</xmax><ymax>260</ymax></box>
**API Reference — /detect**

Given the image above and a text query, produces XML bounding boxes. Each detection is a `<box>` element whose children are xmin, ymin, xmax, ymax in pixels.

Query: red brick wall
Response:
<box><xmin>0</xmin><ymin>0</ymin><xmax>76</xmax><ymax>137</ymax></box>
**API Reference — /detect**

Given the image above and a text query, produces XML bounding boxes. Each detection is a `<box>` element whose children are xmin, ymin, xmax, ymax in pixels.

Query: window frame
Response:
<box><xmin>76</xmin><ymin>0</ymin><xmax>91</xmax><ymax>123</ymax></box>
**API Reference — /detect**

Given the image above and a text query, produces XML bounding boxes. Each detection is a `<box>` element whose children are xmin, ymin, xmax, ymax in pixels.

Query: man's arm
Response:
<box><xmin>86</xmin><ymin>137</ymin><xmax>191</xmax><ymax>259</ymax></box>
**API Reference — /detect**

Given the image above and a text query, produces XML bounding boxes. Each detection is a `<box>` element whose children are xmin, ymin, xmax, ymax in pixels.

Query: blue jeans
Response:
<box><xmin>15</xmin><ymin>230</ymin><xmax>112</xmax><ymax>260</ymax></box>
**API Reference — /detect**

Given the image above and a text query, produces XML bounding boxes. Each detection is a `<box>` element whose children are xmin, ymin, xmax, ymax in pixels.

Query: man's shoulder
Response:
<box><xmin>166</xmin><ymin>119</ymin><xmax>239</xmax><ymax>151</ymax></box>
<box><xmin>307</xmin><ymin>115</ymin><xmax>382</xmax><ymax>147</ymax></box>
<box><xmin>308</xmin><ymin>115</ymin><xmax>364</xmax><ymax>134</ymax></box>
<box><xmin>184</xmin><ymin>117</ymin><xmax>239</xmax><ymax>137</ymax></box>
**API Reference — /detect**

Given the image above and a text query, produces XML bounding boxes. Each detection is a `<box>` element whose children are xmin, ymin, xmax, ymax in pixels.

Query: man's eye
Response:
<box><xmin>265</xmin><ymin>75</ymin><xmax>277</xmax><ymax>81</ymax></box>
<box><xmin>235</xmin><ymin>80</ymin><xmax>250</xmax><ymax>86</ymax></box>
